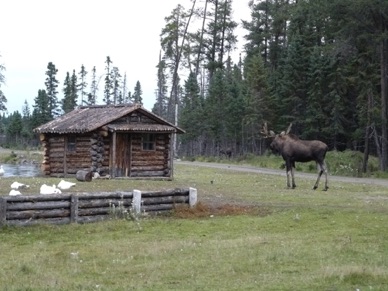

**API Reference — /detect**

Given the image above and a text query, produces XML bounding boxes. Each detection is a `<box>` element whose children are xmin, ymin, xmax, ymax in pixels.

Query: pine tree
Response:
<box><xmin>111</xmin><ymin>67</ymin><xmax>121</xmax><ymax>104</ymax></box>
<box><xmin>62</xmin><ymin>72</ymin><xmax>72</xmax><ymax>113</ymax></box>
<box><xmin>153</xmin><ymin>52</ymin><xmax>168</xmax><ymax>118</ymax></box>
<box><xmin>121</xmin><ymin>72</ymin><xmax>128</xmax><ymax>104</ymax></box>
<box><xmin>0</xmin><ymin>55</ymin><xmax>7</xmax><ymax>112</ymax></box>
<box><xmin>44</xmin><ymin>62</ymin><xmax>60</xmax><ymax>118</ymax></box>
<box><xmin>89</xmin><ymin>66</ymin><xmax>98</xmax><ymax>105</ymax></box>
<box><xmin>70</xmin><ymin>70</ymin><xmax>78</xmax><ymax>109</ymax></box>
<box><xmin>32</xmin><ymin>89</ymin><xmax>51</xmax><ymax>127</ymax></box>
<box><xmin>103</xmin><ymin>56</ymin><xmax>113</xmax><ymax>105</ymax></box>
<box><xmin>78</xmin><ymin>64</ymin><xmax>88</xmax><ymax>105</ymax></box>
<box><xmin>203</xmin><ymin>0</ymin><xmax>237</xmax><ymax>81</ymax></box>
<box><xmin>21</xmin><ymin>100</ymin><xmax>33</xmax><ymax>140</ymax></box>
<box><xmin>6</xmin><ymin>111</ymin><xmax>23</xmax><ymax>146</ymax></box>
<box><xmin>132</xmin><ymin>81</ymin><xmax>143</xmax><ymax>104</ymax></box>
<box><xmin>180</xmin><ymin>71</ymin><xmax>204</xmax><ymax>156</ymax></box>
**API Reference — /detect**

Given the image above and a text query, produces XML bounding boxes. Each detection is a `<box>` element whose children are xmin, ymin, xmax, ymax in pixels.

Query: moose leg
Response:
<box><xmin>291</xmin><ymin>161</ymin><xmax>297</xmax><ymax>188</ymax></box>
<box><xmin>322</xmin><ymin>161</ymin><xmax>329</xmax><ymax>191</ymax></box>
<box><xmin>285</xmin><ymin>160</ymin><xmax>292</xmax><ymax>188</ymax></box>
<box><xmin>313</xmin><ymin>161</ymin><xmax>328</xmax><ymax>190</ymax></box>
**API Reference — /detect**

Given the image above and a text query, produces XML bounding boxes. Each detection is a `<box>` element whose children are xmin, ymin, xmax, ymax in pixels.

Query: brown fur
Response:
<box><xmin>264</xmin><ymin>124</ymin><xmax>329</xmax><ymax>190</ymax></box>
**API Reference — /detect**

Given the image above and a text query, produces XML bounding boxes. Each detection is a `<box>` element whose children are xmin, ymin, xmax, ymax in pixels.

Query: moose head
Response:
<box><xmin>261</xmin><ymin>122</ymin><xmax>329</xmax><ymax>191</ymax></box>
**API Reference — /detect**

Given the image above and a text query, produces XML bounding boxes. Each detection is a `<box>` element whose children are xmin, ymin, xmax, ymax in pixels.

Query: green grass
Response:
<box><xmin>1</xmin><ymin>208</ymin><xmax>387</xmax><ymax>290</ymax></box>
<box><xmin>196</xmin><ymin>149</ymin><xmax>388</xmax><ymax>178</ymax></box>
<box><xmin>1</xmin><ymin>162</ymin><xmax>388</xmax><ymax>290</ymax></box>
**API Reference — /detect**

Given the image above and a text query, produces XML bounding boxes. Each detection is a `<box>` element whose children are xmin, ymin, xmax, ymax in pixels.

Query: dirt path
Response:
<box><xmin>176</xmin><ymin>161</ymin><xmax>388</xmax><ymax>188</ymax></box>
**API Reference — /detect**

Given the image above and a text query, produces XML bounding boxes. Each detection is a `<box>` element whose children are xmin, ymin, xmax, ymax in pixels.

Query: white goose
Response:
<box><xmin>40</xmin><ymin>184</ymin><xmax>62</xmax><ymax>195</ymax></box>
<box><xmin>11</xmin><ymin>181</ymin><xmax>30</xmax><ymax>190</ymax></box>
<box><xmin>0</xmin><ymin>165</ymin><xmax>4</xmax><ymax>176</ymax></box>
<box><xmin>57</xmin><ymin>179</ymin><xmax>76</xmax><ymax>190</ymax></box>
<box><xmin>9</xmin><ymin>189</ymin><xmax>22</xmax><ymax>196</ymax></box>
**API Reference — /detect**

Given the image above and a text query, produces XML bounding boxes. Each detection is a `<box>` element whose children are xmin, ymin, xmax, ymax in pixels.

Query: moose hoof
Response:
<box><xmin>312</xmin><ymin>186</ymin><xmax>318</xmax><ymax>190</ymax></box>
<box><xmin>323</xmin><ymin>187</ymin><xmax>329</xmax><ymax>191</ymax></box>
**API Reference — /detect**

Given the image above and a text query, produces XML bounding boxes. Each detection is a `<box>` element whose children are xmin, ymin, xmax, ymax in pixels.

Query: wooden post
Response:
<box><xmin>0</xmin><ymin>198</ymin><xmax>6</xmax><ymax>226</ymax></box>
<box><xmin>189</xmin><ymin>187</ymin><xmax>197</xmax><ymax>207</ymax></box>
<box><xmin>112</xmin><ymin>131</ymin><xmax>117</xmax><ymax>178</ymax></box>
<box><xmin>133</xmin><ymin>189</ymin><xmax>141</xmax><ymax>215</ymax></box>
<box><xmin>170</xmin><ymin>133</ymin><xmax>174</xmax><ymax>179</ymax></box>
<box><xmin>70</xmin><ymin>195</ymin><xmax>79</xmax><ymax>223</ymax></box>
<box><xmin>64</xmin><ymin>136</ymin><xmax>68</xmax><ymax>176</ymax></box>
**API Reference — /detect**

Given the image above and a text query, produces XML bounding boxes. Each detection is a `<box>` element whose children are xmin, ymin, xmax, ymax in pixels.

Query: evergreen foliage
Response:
<box><xmin>1</xmin><ymin>0</ymin><xmax>388</xmax><ymax>171</ymax></box>
<box><xmin>44</xmin><ymin>62</ymin><xmax>60</xmax><ymax>118</ymax></box>
<box><xmin>132</xmin><ymin>81</ymin><xmax>143</xmax><ymax>105</ymax></box>
<box><xmin>78</xmin><ymin>64</ymin><xmax>88</xmax><ymax>105</ymax></box>
<box><xmin>0</xmin><ymin>54</ymin><xmax>7</xmax><ymax>112</ymax></box>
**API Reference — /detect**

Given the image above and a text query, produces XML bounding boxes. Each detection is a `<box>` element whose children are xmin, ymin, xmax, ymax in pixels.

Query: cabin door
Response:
<box><xmin>115</xmin><ymin>133</ymin><xmax>131</xmax><ymax>177</ymax></box>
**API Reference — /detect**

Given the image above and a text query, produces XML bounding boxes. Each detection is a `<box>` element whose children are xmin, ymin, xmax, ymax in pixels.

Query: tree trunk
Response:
<box><xmin>195</xmin><ymin>0</ymin><xmax>208</xmax><ymax>76</ymax></box>
<box><xmin>168</xmin><ymin>0</ymin><xmax>196</xmax><ymax>122</ymax></box>
<box><xmin>380</xmin><ymin>38</ymin><xmax>388</xmax><ymax>171</ymax></box>
<box><xmin>362</xmin><ymin>92</ymin><xmax>373</xmax><ymax>172</ymax></box>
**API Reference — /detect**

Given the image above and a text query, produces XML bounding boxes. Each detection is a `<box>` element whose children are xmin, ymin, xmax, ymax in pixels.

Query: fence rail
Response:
<box><xmin>0</xmin><ymin>187</ymin><xmax>197</xmax><ymax>227</ymax></box>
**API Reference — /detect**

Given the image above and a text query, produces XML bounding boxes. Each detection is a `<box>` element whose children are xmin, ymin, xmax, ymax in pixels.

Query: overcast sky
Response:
<box><xmin>1</xmin><ymin>0</ymin><xmax>250</xmax><ymax>114</ymax></box>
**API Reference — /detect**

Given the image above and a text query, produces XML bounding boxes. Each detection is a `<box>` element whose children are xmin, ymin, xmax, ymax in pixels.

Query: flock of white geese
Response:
<box><xmin>1</xmin><ymin>166</ymin><xmax>77</xmax><ymax>196</ymax></box>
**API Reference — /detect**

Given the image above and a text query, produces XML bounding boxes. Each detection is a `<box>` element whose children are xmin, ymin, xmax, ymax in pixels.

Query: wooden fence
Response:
<box><xmin>0</xmin><ymin>187</ymin><xmax>198</xmax><ymax>227</ymax></box>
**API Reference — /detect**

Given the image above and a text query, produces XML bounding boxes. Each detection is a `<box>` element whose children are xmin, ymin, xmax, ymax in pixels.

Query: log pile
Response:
<box><xmin>90</xmin><ymin>131</ymin><xmax>106</xmax><ymax>173</ymax></box>
<box><xmin>40</xmin><ymin>134</ymin><xmax>50</xmax><ymax>175</ymax></box>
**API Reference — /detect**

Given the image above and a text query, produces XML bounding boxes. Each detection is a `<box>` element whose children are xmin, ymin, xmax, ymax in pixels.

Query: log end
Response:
<box><xmin>76</xmin><ymin>170</ymin><xmax>93</xmax><ymax>182</ymax></box>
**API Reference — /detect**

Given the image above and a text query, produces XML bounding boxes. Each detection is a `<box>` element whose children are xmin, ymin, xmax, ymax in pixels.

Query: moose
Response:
<box><xmin>261</xmin><ymin>123</ymin><xmax>329</xmax><ymax>191</ymax></box>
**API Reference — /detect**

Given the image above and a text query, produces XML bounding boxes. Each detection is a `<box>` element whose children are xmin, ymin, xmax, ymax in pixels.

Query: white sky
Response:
<box><xmin>1</xmin><ymin>0</ymin><xmax>250</xmax><ymax>114</ymax></box>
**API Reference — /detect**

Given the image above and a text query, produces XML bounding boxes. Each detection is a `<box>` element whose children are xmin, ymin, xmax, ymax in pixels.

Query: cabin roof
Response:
<box><xmin>33</xmin><ymin>103</ymin><xmax>185</xmax><ymax>134</ymax></box>
<box><xmin>108</xmin><ymin>123</ymin><xmax>178</xmax><ymax>133</ymax></box>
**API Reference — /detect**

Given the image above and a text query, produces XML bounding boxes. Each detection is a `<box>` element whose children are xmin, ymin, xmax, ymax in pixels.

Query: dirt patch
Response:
<box><xmin>173</xmin><ymin>201</ymin><xmax>272</xmax><ymax>219</ymax></box>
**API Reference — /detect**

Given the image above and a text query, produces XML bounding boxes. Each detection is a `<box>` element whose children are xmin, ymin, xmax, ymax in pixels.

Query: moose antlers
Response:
<box><xmin>261</xmin><ymin>122</ymin><xmax>293</xmax><ymax>137</ymax></box>
<box><xmin>260</xmin><ymin>122</ymin><xmax>275</xmax><ymax>138</ymax></box>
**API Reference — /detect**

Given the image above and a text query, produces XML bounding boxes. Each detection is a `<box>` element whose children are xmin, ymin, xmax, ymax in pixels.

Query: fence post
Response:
<box><xmin>133</xmin><ymin>190</ymin><xmax>141</xmax><ymax>215</ymax></box>
<box><xmin>189</xmin><ymin>187</ymin><xmax>197</xmax><ymax>207</ymax></box>
<box><xmin>0</xmin><ymin>198</ymin><xmax>6</xmax><ymax>227</ymax></box>
<box><xmin>70</xmin><ymin>195</ymin><xmax>79</xmax><ymax>223</ymax></box>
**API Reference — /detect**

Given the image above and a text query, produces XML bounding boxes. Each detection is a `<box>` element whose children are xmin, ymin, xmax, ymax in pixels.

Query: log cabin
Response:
<box><xmin>33</xmin><ymin>103</ymin><xmax>185</xmax><ymax>179</ymax></box>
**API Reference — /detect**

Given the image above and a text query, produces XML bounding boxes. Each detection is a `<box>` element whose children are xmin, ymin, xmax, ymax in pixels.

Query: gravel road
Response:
<box><xmin>176</xmin><ymin>160</ymin><xmax>388</xmax><ymax>188</ymax></box>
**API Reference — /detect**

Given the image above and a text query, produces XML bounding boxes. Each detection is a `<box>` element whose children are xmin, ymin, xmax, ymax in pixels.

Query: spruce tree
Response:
<box><xmin>44</xmin><ymin>62</ymin><xmax>60</xmax><ymax>118</ymax></box>
<box><xmin>153</xmin><ymin>53</ymin><xmax>168</xmax><ymax>118</ymax></box>
<box><xmin>180</xmin><ymin>71</ymin><xmax>204</xmax><ymax>156</ymax></box>
<box><xmin>0</xmin><ymin>54</ymin><xmax>7</xmax><ymax>112</ymax></box>
<box><xmin>132</xmin><ymin>81</ymin><xmax>143</xmax><ymax>105</ymax></box>
<box><xmin>111</xmin><ymin>67</ymin><xmax>121</xmax><ymax>104</ymax></box>
<box><xmin>62</xmin><ymin>72</ymin><xmax>72</xmax><ymax>113</ymax></box>
<box><xmin>32</xmin><ymin>89</ymin><xmax>51</xmax><ymax>127</ymax></box>
<box><xmin>78</xmin><ymin>64</ymin><xmax>88</xmax><ymax>105</ymax></box>
<box><xmin>89</xmin><ymin>66</ymin><xmax>98</xmax><ymax>105</ymax></box>
<box><xmin>103</xmin><ymin>56</ymin><xmax>113</xmax><ymax>105</ymax></box>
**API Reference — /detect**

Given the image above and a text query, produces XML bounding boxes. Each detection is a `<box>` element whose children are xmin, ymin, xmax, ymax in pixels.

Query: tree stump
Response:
<box><xmin>76</xmin><ymin>170</ymin><xmax>93</xmax><ymax>182</ymax></box>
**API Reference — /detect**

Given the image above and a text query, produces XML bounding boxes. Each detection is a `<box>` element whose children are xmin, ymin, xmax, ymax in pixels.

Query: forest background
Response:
<box><xmin>0</xmin><ymin>0</ymin><xmax>387</xmax><ymax>173</ymax></box>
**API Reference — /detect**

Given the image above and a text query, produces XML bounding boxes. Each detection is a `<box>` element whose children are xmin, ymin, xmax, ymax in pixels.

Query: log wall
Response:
<box><xmin>130</xmin><ymin>133</ymin><xmax>171</xmax><ymax>177</ymax></box>
<box><xmin>40</xmin><ymin>129</ymin><xmax>172</xmax><ymax>178</ymax></box>
<box><xmin>0</xmin><ymin>188</ymin><xmax>197</xmax><ymax>226</ymax></box>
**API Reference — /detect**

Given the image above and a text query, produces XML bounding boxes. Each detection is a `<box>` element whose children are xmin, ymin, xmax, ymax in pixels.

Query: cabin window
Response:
<box><xmin>142</xmin><ymin>134</ymin><xmax>155</xmax><ymax>151</ymax></box>
<box><xmin>67</xmin><ymin>136</ymin><xmax>76</xmax><ymax>152</ymax></box>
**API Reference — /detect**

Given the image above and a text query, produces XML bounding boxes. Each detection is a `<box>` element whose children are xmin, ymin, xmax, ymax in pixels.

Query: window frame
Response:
<box><xmin>142</xmin><ymin>133</ymin><xmax>155</xmax><ymax>151</ymax></box>
<box><xmin>67</xmin><ymin>135</ymin><xmax>76</xmax><ymax>152</ymax></box>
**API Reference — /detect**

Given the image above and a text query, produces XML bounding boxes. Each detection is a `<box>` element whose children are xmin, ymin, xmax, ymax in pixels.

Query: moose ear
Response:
<box><xmin>269</xmin><ymin>130</ymin><xmax>275</xmax><ymax>136</ymax></box>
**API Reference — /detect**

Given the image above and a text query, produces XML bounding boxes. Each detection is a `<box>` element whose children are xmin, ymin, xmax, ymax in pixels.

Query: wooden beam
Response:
<box><xmin>112</xmin><ymin>131</ymin><xmax>117</xmax><ymax>178</ymax></box>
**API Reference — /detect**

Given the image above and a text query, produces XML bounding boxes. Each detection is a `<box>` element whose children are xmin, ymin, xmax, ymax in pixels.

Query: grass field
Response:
<box><xmin>1</xmin><ymin>156</ymin><xmax>388</xmax><ymax>290</ymax></box>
